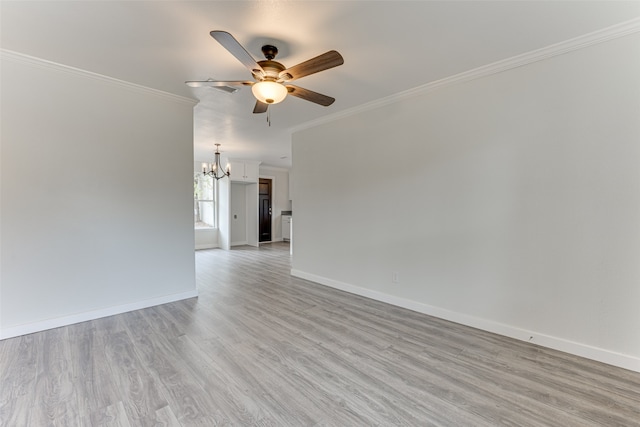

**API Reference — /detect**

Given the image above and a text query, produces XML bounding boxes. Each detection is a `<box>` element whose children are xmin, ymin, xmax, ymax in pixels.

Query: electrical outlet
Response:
<box><xmin>392</xmin><ymin>271</ymin><xmax>399</xmax><ymax>283</ymax></box>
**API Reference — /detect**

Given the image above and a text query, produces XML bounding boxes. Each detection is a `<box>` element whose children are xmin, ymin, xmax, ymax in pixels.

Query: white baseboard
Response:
<box><xmin>258</xmin><ymin>238</ymin><xmax>284</xmax><ymax>244</ymax></box>
<box><xmin>231</xmin><ymin>240</ymin><xmax>248</xmax><ymax>246</ymax></box>
<box><xmin>290</xmin><ymin>269</ymin><xmax>640</xmax><ymax>373</ymax></box>
<box><xmin>195</xmin><ymin>243</ymin><xmax>219</xmax><ymax>250</ymax></box>
<box><xmin>0</xmin><ymin>289</ymin><xmax>199</xmax><ymax>340</ymax></box>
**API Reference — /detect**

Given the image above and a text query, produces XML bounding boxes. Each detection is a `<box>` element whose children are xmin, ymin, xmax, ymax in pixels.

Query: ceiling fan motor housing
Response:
<box><xmin>254</xmin><ymin>60</ymin><xmax>285</xmax><ymax>81</ymax></box>
<box><xmin>250</xmin><ymin>45</ymin><xmax>286</xmax><ymax>83</ymax></box>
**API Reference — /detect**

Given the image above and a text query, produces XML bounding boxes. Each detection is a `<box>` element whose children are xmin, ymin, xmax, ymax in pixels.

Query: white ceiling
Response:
<box><xmin>2</xmin><ymin>1</ymin><xmax>639</xmax><ymax>168</ymax></box>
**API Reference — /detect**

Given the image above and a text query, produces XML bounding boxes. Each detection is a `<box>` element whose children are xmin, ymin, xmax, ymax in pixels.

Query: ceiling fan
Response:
<box><xmin>186</xmin><ymin>31</ymin><xmax>344</xmax><ymax>114</ymax></box>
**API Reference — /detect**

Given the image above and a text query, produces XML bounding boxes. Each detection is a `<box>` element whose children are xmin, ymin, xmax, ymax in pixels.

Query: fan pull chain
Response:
<box><xmin>267</xmin><ymin>108</ymin><xmax>271</xmax><ymax>127</ymax></box>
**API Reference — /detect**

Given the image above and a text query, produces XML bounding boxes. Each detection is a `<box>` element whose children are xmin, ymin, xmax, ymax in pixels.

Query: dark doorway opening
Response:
<box><xmin>259</xmin><ymin>178</ymin><xmax>272</xmax><ymax>242</ymax></box>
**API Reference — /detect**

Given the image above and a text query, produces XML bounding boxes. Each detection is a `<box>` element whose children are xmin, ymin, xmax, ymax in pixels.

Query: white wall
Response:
<box><xmin>0</xmin><ymin>51</ymin><xmax>198</xmax><ymax>337</ymax></box>
<box><xmin>195</xmin><ymin>228</ymin><xmax>218</xmax><ymax>250</ymax></box>
<box><xmin>260</xmin><ymin>166</ymin><xmax>291</xmax><ymax>241</ymax></box>
<box><xmin>291</xmin><ymin>33</ymin><xmax>640</xmax><ymax>371</ymax></box>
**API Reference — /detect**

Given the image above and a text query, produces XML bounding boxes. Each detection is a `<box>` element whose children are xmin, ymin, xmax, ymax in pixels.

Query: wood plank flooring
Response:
<box><xmin>1</xmin><ymin>242</ymin><xmax>639</xmax><ymax>426</ymax></box>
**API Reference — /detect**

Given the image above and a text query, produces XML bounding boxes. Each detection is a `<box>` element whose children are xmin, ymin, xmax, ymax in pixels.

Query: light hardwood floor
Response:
<box><xmin>1</xmin><ymin>242</ymin><xmax>639</xmax><ymax>426</ymax></box>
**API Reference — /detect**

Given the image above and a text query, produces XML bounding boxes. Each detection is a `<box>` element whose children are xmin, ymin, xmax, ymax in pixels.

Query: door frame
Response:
<box><xmin>258</xmin><ymin>175</ymin><xmax>275</xmax><ymax>243</ymax></box>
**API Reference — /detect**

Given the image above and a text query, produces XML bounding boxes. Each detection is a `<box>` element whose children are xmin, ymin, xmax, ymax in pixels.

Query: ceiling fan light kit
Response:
<box><xmin>186</xmin><ymin>30</ymin><xmax>344</xmax><ymax>117</ymax></box>
<box><xmin>251</xmin><ymin>81</ymin><xmax>288</xmax><ymax>104</ymax></box>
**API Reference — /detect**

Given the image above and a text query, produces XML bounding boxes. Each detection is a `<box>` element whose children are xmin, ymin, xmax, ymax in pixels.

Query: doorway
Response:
<box><xmin>259</xmin><ymin>178</ymin><xmax>272</xmax><ymax>242</ymax></box>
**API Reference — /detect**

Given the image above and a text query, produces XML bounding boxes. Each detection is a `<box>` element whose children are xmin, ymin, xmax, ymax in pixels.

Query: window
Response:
<box><xmin>194</xmin><ymin>173</ymin><xmax>215</xmax><ymax>228</ymax></box>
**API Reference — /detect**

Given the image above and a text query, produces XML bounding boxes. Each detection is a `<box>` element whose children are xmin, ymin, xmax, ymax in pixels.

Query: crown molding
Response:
<box><xmin>0</xmin><ymin>49</ymin><xmax>199</xmax><ymax>107</ymax></box>
<box><xmin>290</xmin><ymin>17</ymin><xmax>640</xmax><ymax>134</ymax></box>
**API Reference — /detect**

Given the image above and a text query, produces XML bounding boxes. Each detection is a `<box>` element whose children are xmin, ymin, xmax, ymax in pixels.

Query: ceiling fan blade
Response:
<box><xmin>253</xmin><ymin>100</ymin><xmax>269</xmax><ymax>114</ymax></box>
<box><xmin>185</xmin><ymin>80</ymin><xmax>253</xmax><ymax>88</ymax></box>
<box><xmin>210</xmin><ymin>31</ymin><xmax>265</xmax><ymax>78</ymax></box>
<box><xmin>285</xmin><ymin>85</ymin><xmax>335</xmax><ymax>106</ymax></box>
<box><xmin>211</xmin><ymin>86</ymin><xmax>239</xmax><ymax>94</ymax></box>
<box><xmin>279</xmin><ymin>50</ymin><xmax>344</xmax><ymax>82</ymax></box>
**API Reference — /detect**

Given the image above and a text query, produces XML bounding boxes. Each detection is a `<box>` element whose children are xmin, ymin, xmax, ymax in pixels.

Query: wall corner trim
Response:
<box><xmin>0</xmin><ymin>49</ymin><xmax>199</xmax><ymax>107</ymax></box>
<box><xmin>0</xmin><ymin>289</ymin><xmax>199</xmax><ymax>340</ymax></box>
<box><xmin>290</xmin><ymin>269</ymin><xmax>640</xmax><ymax>374</ymax></box>
<box><xmin>290</xmin><ymin>17</ymin><xmax>640</xmax><ymax>134</ymax></box>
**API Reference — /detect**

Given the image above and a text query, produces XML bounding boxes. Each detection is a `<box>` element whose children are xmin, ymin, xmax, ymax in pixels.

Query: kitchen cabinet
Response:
<box><xmin>228</xmin><ymin>160</ymin><xmax>260</xmax><ymax>183</ymax></box>
<box><xmin>282</xmin><ymin>215</ymin><xmax>291</xmax><ymax>241</ymax></box>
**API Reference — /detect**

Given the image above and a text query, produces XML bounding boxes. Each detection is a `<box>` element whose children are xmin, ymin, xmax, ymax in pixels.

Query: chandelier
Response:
<box><xmin>202</xmin><ymin>144</ymin><xmax>230</xmax><ymax>180</ymax></box>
